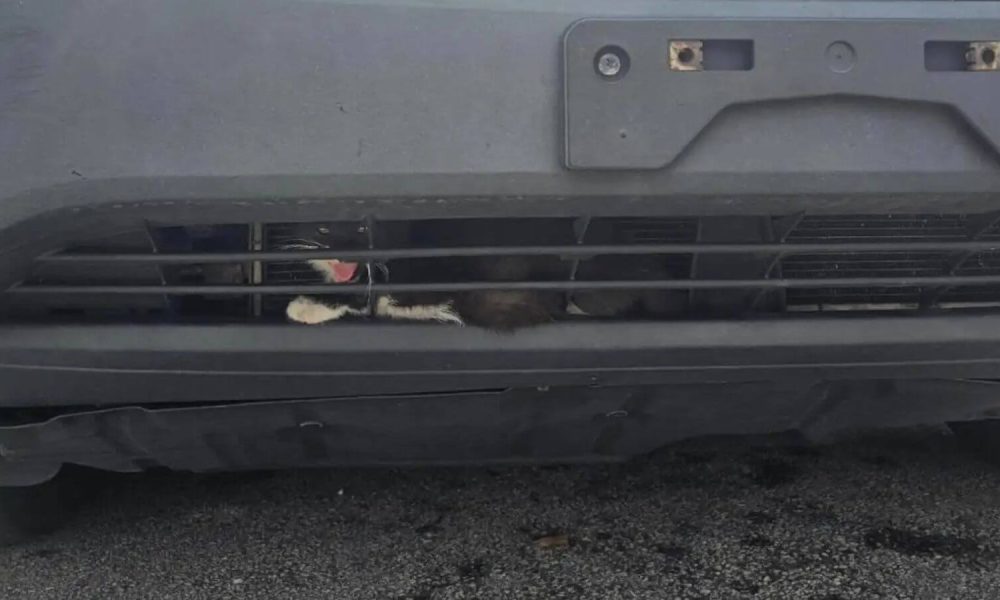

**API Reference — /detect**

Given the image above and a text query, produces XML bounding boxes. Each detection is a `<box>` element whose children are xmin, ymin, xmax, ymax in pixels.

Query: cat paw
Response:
<box><xmin>427</xmin><ymin>302</ymin><xmax>464</xmax><ymax>325</ymax></box>
<box><xmin>375</xmin><ymin>296</ymin><xmax>464</xmax><ymax>325</ymax></box>
<box><xmin>286</xmin><ymin>296</ymin><xmax>356</xmax><ymax>324</ymax></box>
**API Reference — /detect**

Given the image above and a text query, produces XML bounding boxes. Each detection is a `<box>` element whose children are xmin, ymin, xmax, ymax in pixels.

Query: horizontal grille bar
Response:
<box><xmin>35</xmin><ymin>240</ymin><xmax>1000</xmax><ymax>264</ymax></box>
<box><xmin>14</xmin><ymin>274</ymin><xmax>1000</xmax><ymax>295</ymax></box>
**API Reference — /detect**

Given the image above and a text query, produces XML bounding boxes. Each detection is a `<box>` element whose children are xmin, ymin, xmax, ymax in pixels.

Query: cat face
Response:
<box><xmin>281</xmin><ymin>222</ymin><xmax>370</xmax><ymax>283</ymax></box>
<box><xmin>310</xmin><ymin>258</ymin><xmax>359</xmax><ymax>283</ymax></box>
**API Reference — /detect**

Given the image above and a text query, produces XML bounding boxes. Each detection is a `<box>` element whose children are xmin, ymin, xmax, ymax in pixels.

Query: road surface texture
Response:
<box><xmin>3</xmin><ymin>427</ymin><xmax>1000</xmax><ymax>599</ymax></box>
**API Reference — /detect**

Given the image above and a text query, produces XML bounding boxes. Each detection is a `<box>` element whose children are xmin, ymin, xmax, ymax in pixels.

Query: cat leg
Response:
<box><xmin>286</xmin><ymin>295</ymin><xmax>366</xmax><ymax>324</ymax></box>
<box><xmin>375</xmin><ymin>295</ymin><xmax>464</xmax><ymax>325</ymax></box>
<box><xmin>453</xmin><ymin>290</ymin><xmax>555</xmax><ymax>331</ymax></box>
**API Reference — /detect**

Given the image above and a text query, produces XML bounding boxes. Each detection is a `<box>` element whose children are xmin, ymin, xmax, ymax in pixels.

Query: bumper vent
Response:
<box><xmin>5</xmin><ymin>213</ymin><xmax>1000</xmax><ymax>322</ymax></box>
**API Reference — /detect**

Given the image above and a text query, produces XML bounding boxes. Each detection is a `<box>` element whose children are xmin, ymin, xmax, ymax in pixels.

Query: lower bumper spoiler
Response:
<box><xmin>3</xmin><ymin>316</ymin><xmax>1000</xmax><ymax>406</ymax></box>
<box><xmin>6</xmin><ymin>315</ymin><xmax>1000</xmax><ymax>485</ymax></box>
<box><xmin>3</xmin><ymin>378</ymin><xmax>1000</xmax><ymax>486</ymax></box>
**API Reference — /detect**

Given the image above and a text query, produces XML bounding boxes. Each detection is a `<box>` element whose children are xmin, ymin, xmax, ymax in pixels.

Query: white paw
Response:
<box><xmin>426</xmin><ymin>302</ymin><xmax>464</xmax><ymax>325</ymax></box>
<box><xmin>565</xmin><ymin>299</ymin><xmax>590</xmax><ymax>316</ymax></box>
<box><xmin>375</xmin><ymin>296</ymin><xmax>464</xmax><ymax>325</ymax></box>
<box><xmin>286</xmin><ymin>296</ymin><xmax>359</xmax><ymax>324</ymax></box>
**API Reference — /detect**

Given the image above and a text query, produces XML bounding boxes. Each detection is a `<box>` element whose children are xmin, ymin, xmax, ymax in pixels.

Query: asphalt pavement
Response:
<box><xmin>3</xmin><ymin>427</ymin><xmax>1000</xmax><ymax>599</ymax></box>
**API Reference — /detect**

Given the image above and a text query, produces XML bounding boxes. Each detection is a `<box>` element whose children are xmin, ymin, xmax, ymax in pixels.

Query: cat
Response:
<box><xmin>569</xmin><ymin>254</ymin><xmax>688</xmax><ymax>318</ymax></box>
<box><xmin>282</xmin><ymin>220</ymin><xmax>687</xmax><ymax>330</ymax></box>
<box><xmin>282</xmin><ymin>220</ymin><xmax>563</xmax><ymax>331</ymax></box>
<box><xmin>284</xmin><ymin>256</ymin><xmax>562</xmax><ymax>331</ymax></box>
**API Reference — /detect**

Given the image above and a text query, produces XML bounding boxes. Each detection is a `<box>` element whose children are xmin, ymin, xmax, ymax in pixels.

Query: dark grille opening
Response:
<box><xmin>6</xmin><ymin>213</ymin><xmax>1000</xmax><ymax>324</ymax></box>
<box><xmin>783</xmin><ymin>214</ymin><xmax>972</xmax><ymax>242</ymax></box>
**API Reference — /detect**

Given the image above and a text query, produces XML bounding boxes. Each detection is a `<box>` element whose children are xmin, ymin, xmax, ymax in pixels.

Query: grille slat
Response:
<box><xmin>12</xmin><ymin>274</ymin><xmax>1000</xmax><ymax>295</ymax></box>
<box><xmin>31</xmin><ymin>240</ymin><xmax>1000</xmax><ymax>264</ymax></box>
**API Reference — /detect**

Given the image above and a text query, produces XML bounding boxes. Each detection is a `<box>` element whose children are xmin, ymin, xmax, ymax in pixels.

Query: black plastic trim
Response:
<box><xmin>4</xmin><ymin>315</ymin><xmax>1000</xmax><ymax>406</ymax></box>
<box><xmin>5</xmin><ymin>378</ymin><xmax>1000</xmax><ymax>486</ymax></box>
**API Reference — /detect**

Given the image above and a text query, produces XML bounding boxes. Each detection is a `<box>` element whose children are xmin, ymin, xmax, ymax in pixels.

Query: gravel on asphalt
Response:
<box><xmin>3</xmin><ymin>427</ymin><xmax>1000</xmax><ymax>599</ymax></box>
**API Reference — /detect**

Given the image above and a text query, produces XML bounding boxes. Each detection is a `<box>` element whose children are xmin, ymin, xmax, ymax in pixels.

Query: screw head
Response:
<box><xmin>596</xmin><ymin>52</ymin><xmax>623</xmax><ymax>78</ymax></box>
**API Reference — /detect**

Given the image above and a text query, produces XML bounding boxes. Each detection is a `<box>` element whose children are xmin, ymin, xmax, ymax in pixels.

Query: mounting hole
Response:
<box><xmin>594</xmin><ymin>45</ymin><xmax>629</xmax><ymax>80</ymax></box>
<box><xmin>825</xmin><ymin>41</ymin><xmax>857</xmax><ymax>73</ymax></box>
<box><xmin>677</xmin><ymin>47</ymin><xmax>695</xmax><ymax>64</ymax></box>
<box><xmin>983</xmin><ymin>48</ymin><xmax>997</xmax><ymax>65</ymax></box>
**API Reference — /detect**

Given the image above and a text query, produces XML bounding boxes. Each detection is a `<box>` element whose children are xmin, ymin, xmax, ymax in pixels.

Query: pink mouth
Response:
<box><xmin>327</xmin><ymin>260</ymin><xmax>359</xmax><ymax>283</ymax></box>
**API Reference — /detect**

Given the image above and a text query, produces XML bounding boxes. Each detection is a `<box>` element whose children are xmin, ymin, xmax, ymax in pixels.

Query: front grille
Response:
<box><xmin>5</xmin><ymin>213</ymin><xmax>1000</xmax><ymax>323</ymax></box>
